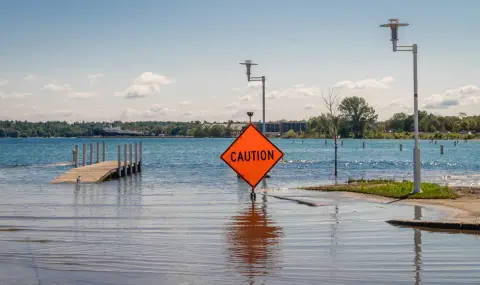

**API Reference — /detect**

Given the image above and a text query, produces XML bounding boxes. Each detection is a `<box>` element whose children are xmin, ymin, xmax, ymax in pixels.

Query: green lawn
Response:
<box><xmin>299</xmin><ymin>179</ymin><xmax>457</xmax><ymax>199</ymax></box>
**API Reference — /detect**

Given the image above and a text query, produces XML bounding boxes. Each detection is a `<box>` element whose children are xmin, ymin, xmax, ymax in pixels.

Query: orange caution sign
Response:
<box><xmin>221</xmin><ymin>123</ymin><xmax>284</xmax><ymax>188</ymax></box>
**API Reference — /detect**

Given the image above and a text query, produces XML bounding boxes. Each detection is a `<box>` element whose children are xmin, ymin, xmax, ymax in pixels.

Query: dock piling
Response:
<box><xmin>102</xmin><ymin>142</ymin><xmax>106</xmax><ymax>161</ymax></box>
<box><xmin>362</xmin><ymin>142</ymin><xmax>365</xmax><ymax>149</ymax></box>
<box><xmin>117</xmin><ymin>145</ymin><xmax>121</xmax><ymax>177</ymax></box>
<box><xmin>400</xmin><ymin>144</ymin><xmax>403</xmax><ymax>151</ymax></box>
<box><xmin>72</xmin><ymin>147</ymin><xmax>77</xmax><ymax>167</ymax></box>
<box><xmin>134</xmin><ymin>143</ymin><xmax>138</xmax><ymax>173</ymax></box>
<box><xmin>440</xmin><ymin>145</ymin><xmax>444</xmax><ymax>154</ymax></box>
<box><xmin>82</xmin><ymin>144</ymin><xmax>86</xmax><ymax>166</ymax></box>
<box><xmin>90</xmin><ymin>143</ymin><xmax>94</xmax><ymax>165</ymax></box>
<box><xmin>96</xmin><ymin>142</ymin><xmax>100</xmax><ymax>163</ymax></box>
<box><xmin>129</xmin><ymin>144</ymin><xmax>133</xmax><ymax>174</ymax></box>
<box><xmin>124</xmin><ymin>144</ymin><xmax>127</xmax><ymax>177</ymax></box>
<box><xmin>139</xmin><ymin>142</ymin><xmax>143</xmax><ymax>166</ymax></box>
<box><xmin>74</xmin><ymin>145</ymin><xmax>78</xmax><ymax>168</ymax></box>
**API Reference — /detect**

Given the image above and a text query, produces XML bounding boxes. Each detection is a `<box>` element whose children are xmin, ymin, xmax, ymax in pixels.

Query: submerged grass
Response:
<box><xmin>299</xmin><ymin>179</ymin><xmax>457</xmax><ymax>199</ymax></box>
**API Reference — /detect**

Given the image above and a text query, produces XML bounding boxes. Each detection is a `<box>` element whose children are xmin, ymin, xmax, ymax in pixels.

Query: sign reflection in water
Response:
<box><xmin>225</xmin><ymin>194</ymin><xmax>284</xmax><ymax>279</ymax></box>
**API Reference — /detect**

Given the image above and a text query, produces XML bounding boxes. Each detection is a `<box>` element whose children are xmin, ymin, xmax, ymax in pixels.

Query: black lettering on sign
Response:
<box><xmin>232</xmin><ymin>150</ymin><xmax>275</xmax><ymax>162</ymax></box>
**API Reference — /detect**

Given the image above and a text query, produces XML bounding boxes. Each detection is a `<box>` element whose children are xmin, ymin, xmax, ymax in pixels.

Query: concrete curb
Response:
<box><xmin>266</xmin><ymin>194</ymin><xmax>320</xmax><ymax>207</ymax></box>
<box><xmin>386</xmin><ymin>219</ymin><xmax>480</xmax><ymax>233</ymax></box>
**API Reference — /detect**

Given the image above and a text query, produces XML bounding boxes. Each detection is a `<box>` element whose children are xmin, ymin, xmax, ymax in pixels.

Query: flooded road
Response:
<box><xmin>0</xmin><ymin>177</ymin><xmax>479</xmax><ymax>284</ymax></box>
<box><xmin>1</xmin><ymin>138</ymin><xmax>480</xmax><ymax>284</ymax></box>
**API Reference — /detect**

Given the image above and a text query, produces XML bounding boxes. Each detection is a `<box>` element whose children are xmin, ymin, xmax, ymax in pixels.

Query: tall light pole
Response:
<box><xmin>239</xmin><ymin>60</ymin><xmax>266</xmax><ymax>134</ymax></box>
<box><xmin>380</xmin><ymin>18</ymin><xmax>421</xmax><ymax>194</ymax></box>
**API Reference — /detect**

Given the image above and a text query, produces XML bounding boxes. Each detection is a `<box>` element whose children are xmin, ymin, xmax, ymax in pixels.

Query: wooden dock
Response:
<box><xmin>51</xmin><ymin>141</ymin><xmax>143</xmax><ymax>184</ymax></box>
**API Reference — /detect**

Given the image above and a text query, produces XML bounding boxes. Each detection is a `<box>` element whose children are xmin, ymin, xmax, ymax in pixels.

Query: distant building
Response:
<box><xmin>250</xmin><ymin>120</ymin><xmax>307</xmax><ymax>136</ymax></box>
<box><xmin>280</xmin><ymin>121</ymin><xmax>307</xmax><ymax>134</ymax></box>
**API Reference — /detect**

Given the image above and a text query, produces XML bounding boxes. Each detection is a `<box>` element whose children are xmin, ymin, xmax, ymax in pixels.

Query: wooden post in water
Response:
<box><xmin>129</xmin><ymin>144</ymin><xmax>133</xmax><ymax>174</ymax></box>
<box><xmin>440</xmin><ymin>145</ymin><xmax>444</xmax><ymax>154</ymax></box>
<box><xmin>90</xmin><ymin>143</ymin><xmax>94</xmax><ymax>165</ymax></box>
<box><xmin>74</xmin><ymin>145</ymin><xmax>79</xmax><ymax>168</ymax></box>
<box><xmin>124</xmin><ymin>144</ymin><xmax>127</xmax><ymax>176</ymax></box>
<box><xmin>400</xmin><ymin>144</ymin><xmax>403</xmax><ymax>151</ymax></box>
<box><xmin>117</xmin><ymin>145</ymin><xmax>121</xmax><ymax>177</ymax></box>
<box><xmin>102</xmin><ymin>142</ymin><xmax>106</xmax><ymax>161</ymax></box>
<box><xmin>96</xmin><ymin>142</ymin><xmax>100</xmax><ymax>163</ymax></box>
<box><xmin>341</xmin><ymin>141</ymin><xmax>343</xmax><ymax>147</ymax></box>
<box><xmin>72</xmin><ymin>148</ymin><xmax>77</xmax><ymax>167</ymax></box>
<box><xmin>82</xmin><ymin>144</ymin><xmax>86</xmax><ymax>166</ymax></box>
<box><xmin>139</xmin><ymin>142</ymin><xmax>143</xmax><ymax>165</ymax></box>
<box><xmin>325</xmin><ymin>140</ymin><xmax>327</xmax><ymax>146</ymax></box>
<box><xmin>134</xmin><ymin>142</ymin><xmax>138</xmax><ymax>173</ymax></box>
<box><xmin>362</xmin><ymin>142</ymin><xmax>365</xmax><ymax>149</ymax></box>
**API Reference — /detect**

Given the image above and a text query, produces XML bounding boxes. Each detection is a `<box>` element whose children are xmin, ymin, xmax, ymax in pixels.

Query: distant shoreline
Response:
<box><xmin>1</xmin><ymin>136</ymin><xmax>479</xmax><ymax>140</ymax></box>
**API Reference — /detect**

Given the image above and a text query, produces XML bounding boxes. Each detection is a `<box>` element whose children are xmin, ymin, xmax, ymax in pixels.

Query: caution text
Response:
<box><xmin>230</xmin><ymin>150</ymin><xmax>275</xmax><ymax>162</ymax></box>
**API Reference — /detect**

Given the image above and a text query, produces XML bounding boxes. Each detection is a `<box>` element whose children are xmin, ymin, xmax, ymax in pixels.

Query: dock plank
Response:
<box><xmin>51</xmin><ymin>161</ymin><xmax>136</xmax><ymax>184</ymax></box>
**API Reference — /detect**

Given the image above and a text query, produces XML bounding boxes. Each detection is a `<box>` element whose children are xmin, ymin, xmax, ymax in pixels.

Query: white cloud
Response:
<box><xmin>266</xmin><ymin>84</ymin><xmax>320</xmax><ymax>99</ymax></box>
<box><xmin>333</xmin><ymin>76</ymin><xmax>394</xmax><ymax>90</ymax></box>
<box><xmin>125</xmin><ymin>84</ymin><xmax>160</xmax><ymax>98</ymax></box>
<box><xmin>304</xmin><ymin>103</ymin><xmax>315</xmax><ymax>110</ymax></box>
<box><xmin>232</xmin><ymin>81</ymin><xmax>265</xmax><ymax>92</ymax></box>
<box><xmin>388</xmin><ymin>98</ymin><xmax>411</xmax><ymax>110</ymax></box>
<box><xmin>116</xmin><ymin>72</ymin><xmax>172</xmax><ymax>99</ymax></box>
<box><xmin>179</xmin><ymin>101</ymin><xmax>189</xmax><ymax>105</ymax></box>
<box><xmin>134</xmin><ymin>72</ymin><xmax>171</xmax><ymax>85</ymax></box>
<box><xmin>68</xmin><ymin>92</ymin><xmax>96</xmax><ymax>99</ymax></box>
<box><xmin>43</xmin><ymin>83</ymin><xmax>72</xmax><ymax>92</ymax></box>
<box><xmin>423</xmin><ymin>85</ymin><xmax>480</xmax><ymax>109</ymax></box>
<box><xmin>0</xmin><ymin>79</ymin><xmax>8</xmax><ymax>86</ymax></box>
<box><xmin>24</xmin><ymin>74</ymin><xmax>36</xmax><ymax>80</ymax></box>
<box><xmin>183</xmin><ymin>111</ymin><xmax>194</xmax><ymax>116</ymax></box>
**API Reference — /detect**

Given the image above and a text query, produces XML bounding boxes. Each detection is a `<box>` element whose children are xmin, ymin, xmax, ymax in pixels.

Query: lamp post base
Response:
<box><xmin>410</xmin><ymin>146</ymin><xmax>422</xmax><ymax>194</ymax></box>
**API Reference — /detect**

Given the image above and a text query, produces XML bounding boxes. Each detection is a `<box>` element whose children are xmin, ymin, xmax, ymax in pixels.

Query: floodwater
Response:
<box><xmin>0</xmin><ymin>138</ymin><xmax>479</xmax><ymax>284</ymax></box>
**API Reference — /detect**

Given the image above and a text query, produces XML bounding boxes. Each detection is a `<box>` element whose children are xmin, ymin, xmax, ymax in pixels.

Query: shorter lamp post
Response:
<box><xmin>380</xmin><ymin>18</ymin><xmax>421</xmax><ymax>194</ymax></box>
<box><xmin>247</xmin><ymin>111</ymin><xmax>254</xmax><ymax>124</ymax></box>
<box><xmin>239</xmin><ymin>60</ymin><xmax>266</xmax><ymax>134</ymax></box>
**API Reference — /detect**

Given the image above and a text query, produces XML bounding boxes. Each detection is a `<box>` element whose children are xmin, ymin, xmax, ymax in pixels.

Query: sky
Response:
<box><xmin>1</xmin><ymin>0</ymin><xmax>480</xmax><ymax>123</ymax></box>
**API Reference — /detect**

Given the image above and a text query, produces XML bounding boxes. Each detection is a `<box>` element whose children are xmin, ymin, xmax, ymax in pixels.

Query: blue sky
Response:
<box><xmin>1</xmin><ymin>0</ymin><xmax>480</xmax><ymax>122</ymax></box>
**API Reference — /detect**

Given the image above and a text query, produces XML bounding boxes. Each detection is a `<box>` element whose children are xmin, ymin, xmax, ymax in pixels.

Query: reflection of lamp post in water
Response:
<box><xmin>413</xmin><ymin>205</ymin><xmax>422</xmax><ymax>285</ymax></box>
<box><xmin>380</xmin><ymin>18</ymin><xmax>421</xmax><ymax>194</ymax></box>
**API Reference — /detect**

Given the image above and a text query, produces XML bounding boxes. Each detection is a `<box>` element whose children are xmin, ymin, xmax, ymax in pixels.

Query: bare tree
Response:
<box><xmin>322</xmin><ymin>88</ymin><xmax>341</xmax><ymax>177</ymax></box>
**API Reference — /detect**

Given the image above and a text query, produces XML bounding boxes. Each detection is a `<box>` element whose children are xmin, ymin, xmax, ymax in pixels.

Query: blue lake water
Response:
<box><xmin>0</xmin><ymin>138</ymin><xmax>479</xmax><ymax>284</ymax></box>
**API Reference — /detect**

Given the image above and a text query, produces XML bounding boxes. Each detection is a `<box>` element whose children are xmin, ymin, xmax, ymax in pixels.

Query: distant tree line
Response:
<box><xmin>0</xmin><ymin>120</ymin><xmax>240</xmax><ymax>138</ymax></box>
<box><xmin>1</xmin><ymin>97</ymin><xmax>480</xmax><ymax>139</ymax></box>
<box><xmin>306</xmin><ymin>96</ymin><xmax>480</xmax><ymax>139</ymax></box>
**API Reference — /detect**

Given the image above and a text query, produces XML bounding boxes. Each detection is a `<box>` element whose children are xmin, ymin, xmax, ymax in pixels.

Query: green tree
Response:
<box><xmin>339</xmin><ymin>96</ymin><xmax>377</xmax><ymax>138</ymax></box>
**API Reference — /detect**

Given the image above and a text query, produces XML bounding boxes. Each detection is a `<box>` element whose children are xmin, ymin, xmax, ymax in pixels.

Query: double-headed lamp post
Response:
<box><xmin>239</xmin><ymin>60</ymin><xmax>266</xmax><ymax>134</ymax></box>
<box><xmin>380</xmin><ymin>18</ymin><xmax>421</xmax><ymax>194</ymax></box>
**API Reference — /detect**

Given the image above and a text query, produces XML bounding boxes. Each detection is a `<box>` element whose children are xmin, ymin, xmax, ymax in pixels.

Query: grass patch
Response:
<box><xmin>299</xmin><ymin>179</ymin><xmax>457</xmax><ymax>199</ymax></box>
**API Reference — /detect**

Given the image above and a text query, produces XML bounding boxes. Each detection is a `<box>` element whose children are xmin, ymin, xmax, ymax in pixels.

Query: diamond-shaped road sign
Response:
<box><xmin>221</xmin><ymin>123</ymin><xmax>284</xmax><ymax>189</ymax></box>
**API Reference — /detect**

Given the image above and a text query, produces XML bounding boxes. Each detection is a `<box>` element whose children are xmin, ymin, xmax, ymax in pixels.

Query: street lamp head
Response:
<box><xmin>247</xmin><ymin>111</ymin><xmax>254</xmax><ymax>123</ymax></box>
<box><xmin>239</xmin><ymin>60</ymin><xmax>258</xmax><ymax>82</ymax></box>
<box><xmin>380</xmin><ymin>18</ymin><xmax>409</xmax><ymax>52</ymax></box>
